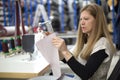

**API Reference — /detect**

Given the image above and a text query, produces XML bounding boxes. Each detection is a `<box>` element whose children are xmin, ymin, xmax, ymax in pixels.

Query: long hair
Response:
<box><xmin>73</xmin><ymin>3</ymin><xmax>116</xmax><ymax>60</ymax></box>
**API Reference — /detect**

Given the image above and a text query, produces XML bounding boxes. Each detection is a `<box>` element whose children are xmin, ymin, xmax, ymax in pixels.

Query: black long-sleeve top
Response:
<box><xmin>63</xmin><ymin>49</ymin><xmax>108</xmax><ymax>80</ymax></box>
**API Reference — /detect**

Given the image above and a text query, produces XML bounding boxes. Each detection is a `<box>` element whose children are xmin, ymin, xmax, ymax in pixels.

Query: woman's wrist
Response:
<box><xmin>61</xmin><ymin>50</ymin><xmax>72</xmax><ymax>61</ymax></box>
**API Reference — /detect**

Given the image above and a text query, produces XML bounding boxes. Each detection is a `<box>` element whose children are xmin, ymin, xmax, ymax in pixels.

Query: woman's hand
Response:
<box><xmin>52</xmin><ymin>37</ymin><xmax>72</xmax><ymax>61</ymax></box>
<box><xmin>52</xmin><ymin>37</ymin><xmax>67</xmax><ymax>53</ymax></box>
<box><xmin>45</xmin><ymin>32</ymin><xmax>51</xmax><ymax>36</ymax></box>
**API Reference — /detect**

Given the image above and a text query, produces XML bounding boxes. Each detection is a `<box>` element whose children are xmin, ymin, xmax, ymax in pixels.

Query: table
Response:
<box><xmin>0</xmin><ymin>53</ymin><xmax>50</xmax><ymax>79</ymax></box>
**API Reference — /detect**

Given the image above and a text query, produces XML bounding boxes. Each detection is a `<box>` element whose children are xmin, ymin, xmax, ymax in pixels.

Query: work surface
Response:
<box><xmin>0</xmin><ymin>53</ymin><xmax>50</xmax><ymax>79</ymax></box>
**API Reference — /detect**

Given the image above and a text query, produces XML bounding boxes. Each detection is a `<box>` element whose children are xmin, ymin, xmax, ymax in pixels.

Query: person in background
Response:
<box><xmin>52</xmin><ymin>3</ymin><xmax>116</xmax><ymax>80</ymax></box>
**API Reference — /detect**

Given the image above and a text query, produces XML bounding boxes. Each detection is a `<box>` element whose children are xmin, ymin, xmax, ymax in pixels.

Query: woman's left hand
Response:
<box><xmin>52</xmin><ymin>37</ymin><xmax>68</xmax><ymax>53</ymax></box>
<box><xmin>52</xmin><ymin>37</ymin><xmax>72</xmax><ymax>61</ymax></box>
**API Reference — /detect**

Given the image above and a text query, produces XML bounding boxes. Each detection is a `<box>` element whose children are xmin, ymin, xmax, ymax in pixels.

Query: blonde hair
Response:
<box><xmin>73</xmin><ymin>3</ymin><xmax>116</xmax><ymax>60</ymax></box>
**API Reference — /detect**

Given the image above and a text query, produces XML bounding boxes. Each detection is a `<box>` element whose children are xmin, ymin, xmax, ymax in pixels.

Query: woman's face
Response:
<box><xmin>80</xmin><ymin>10</ymin><xmax>96</xmax><ymax>35</ymax></box>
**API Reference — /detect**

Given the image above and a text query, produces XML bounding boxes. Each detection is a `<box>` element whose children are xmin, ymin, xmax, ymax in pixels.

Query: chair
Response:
<box><xmin>108</xmin><ymin>54</ymin><xmax>120</xmax><ymax>80</ymax></box>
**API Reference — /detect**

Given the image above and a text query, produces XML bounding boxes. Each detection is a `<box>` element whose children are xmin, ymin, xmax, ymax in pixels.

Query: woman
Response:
<box><xmin>52</xmin><ymin>3</ymin><xmax>116</xmax><ymax>80</ymax></box>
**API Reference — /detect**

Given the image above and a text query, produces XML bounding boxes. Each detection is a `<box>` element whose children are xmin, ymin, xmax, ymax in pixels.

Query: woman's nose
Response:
<box><xmin>81</xmin><ymin>20</ymin><xmax>85</xmax><ymax>25</ymax></box>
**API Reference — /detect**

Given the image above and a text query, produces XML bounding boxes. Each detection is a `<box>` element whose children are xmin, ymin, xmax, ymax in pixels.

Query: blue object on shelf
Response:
<box><xmin>2</xmin><ymin>0</ymin><xmax>7</xmax><ymax>26</ymax></box>
<box><xmin>112</xmin><ymin>0</ymin><xmax>117</xmax><ymax>43</ymax></box>
<box><xmin>47</xmin><ymin>0</ymin><xmax>51</xmax><ymax>20</ymax></box>
<box><xmin>97</xmin><ymin>0</ymin><xmax>101</xmax><ymax>5</ymax></box>
<box><xmin>10</xmin><ymin>0</ymin><xmax>15</xmax><ymax>26</ymax></box>
<box><xmin>113</xmin><ymin>1</ymin><xmax>120</xmax><ymax>50</ymax></box>
<box><xmin>0</xmin><ymin>40</ymin><xmax>2</xmax><ymax>51</ymax></box>
<box><xmin>24</xmin><ymin>0</ymin><xmax>28</xmax><ymax>26</ymax></box>
<box><xmin>30</xmin><ymin>1</ymin><xmax>33</xmax><ymax>26</ymax></box>
<box><xmin>8</xmin><ymin>0</ymin><xmax>11</xmax><ymax>26</ymax></box>
<box><xmin>73</xmin><ymin>0</ymin><xmax>77</xmax><ymax>31</ymax></box>
<box><xmin>60</xmin><ymin>1</ymin><xmax>65</xmax><ymax>32</ymax></box>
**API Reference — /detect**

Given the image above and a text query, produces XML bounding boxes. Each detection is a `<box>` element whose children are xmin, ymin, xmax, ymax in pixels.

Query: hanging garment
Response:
<box><xmin>114</xmin><ymin>1</ymin><xmax>120</xmax><ymax>50</ymax></box>
<box><xmin>115</xmin><ymin>15</ymin><xmax>120</xmax><ymax>50</ymax></box>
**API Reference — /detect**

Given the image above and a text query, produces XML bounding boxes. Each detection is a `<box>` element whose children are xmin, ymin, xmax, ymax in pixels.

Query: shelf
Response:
<box><xmin>56</xmin><ymin>31</ymin><xmax>77</xmax><ymax>38</ymax></box>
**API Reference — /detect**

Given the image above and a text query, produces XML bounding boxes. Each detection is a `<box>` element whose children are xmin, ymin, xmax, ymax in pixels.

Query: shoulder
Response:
<box><xmin>92</xmin><ymin>37</ymin><xmax>110</xmax><ymax>53</ymax></box>
<box><xmin>91</xmin><ymin>37</ymin><xmax>112</xmax><ymax>62</ymax></box>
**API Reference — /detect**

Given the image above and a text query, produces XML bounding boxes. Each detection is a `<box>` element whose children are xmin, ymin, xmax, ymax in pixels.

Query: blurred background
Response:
<box><xmin>0</xmin><ymin>0</ymin><xmax>120</xmax><ymax>52</ymax></box>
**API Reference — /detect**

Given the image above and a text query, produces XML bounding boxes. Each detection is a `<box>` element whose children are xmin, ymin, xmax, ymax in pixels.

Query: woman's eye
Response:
<box><xmin>80</xmin><ymin>18</ymin><xmax>82</xmax><ymax>21</ymax></box>
<box><xmin>84</xmin><ymin>18</ymin><xmax>88</xmax><ymax>20</ymax></box>
<box><xmin>80</xmin><ymin>17</ymin><xmax>89</xmax><ymax>21</ymax></box>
